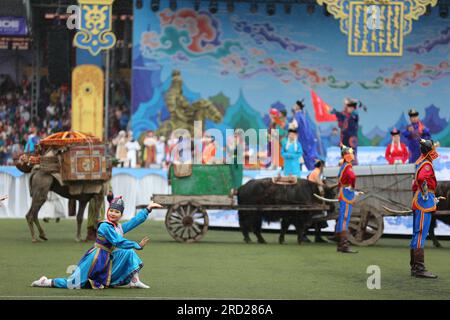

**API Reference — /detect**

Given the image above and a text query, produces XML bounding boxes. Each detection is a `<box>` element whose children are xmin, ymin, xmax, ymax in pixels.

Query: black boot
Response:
<box><xmin>338</xmin><ymin>231</ymin><xmax>358</xmax><ymax>253</ymax></box>
<box><xmin>413</xmin><ymin>249</ymin><xmax>437</xmax><ymax>279</ymax></box>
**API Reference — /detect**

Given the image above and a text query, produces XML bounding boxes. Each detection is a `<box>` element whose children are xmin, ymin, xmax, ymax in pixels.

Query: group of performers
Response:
<box><xmin>273</xmin><ymin>97</ymin><xmax>433</xmax><ymax>174</ymax></box>
<box><xmin>385</xmin><ymin>109</ymin><xmax>432</xmax><ymax>165</ymax></box>
<box><xmin>271</xmin><ymin>97</ymin><xmax>359</xmax><ymax>177</ymax></box>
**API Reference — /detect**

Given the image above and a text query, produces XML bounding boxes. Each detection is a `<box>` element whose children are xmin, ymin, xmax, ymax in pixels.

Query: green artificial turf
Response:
<box><xmin>1</xmin><ymin>219</ymin><xmax>450</xmax><ymax>300</ymax></box>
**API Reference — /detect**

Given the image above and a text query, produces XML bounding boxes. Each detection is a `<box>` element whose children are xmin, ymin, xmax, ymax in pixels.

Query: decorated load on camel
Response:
<box><xmin>16</xmin><ymin>131</ymin><xmax>112</xmax><ymax>183</ymax></box>
<box><xmin>15</xmin><ymin>131</ymin><xmax>113</xmax><ymax>242</ymax></box>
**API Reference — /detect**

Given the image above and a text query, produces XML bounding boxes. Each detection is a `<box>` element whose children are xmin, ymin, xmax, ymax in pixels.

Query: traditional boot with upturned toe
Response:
<box><xmin>413</xmin><ymin>249</ymin><xmax>437</xmax><ymax>279</ymax></box>
<box><xmin>337</xmin><ymin>231</ymin><xmax>358</xmax><ymax>254</ymax></box>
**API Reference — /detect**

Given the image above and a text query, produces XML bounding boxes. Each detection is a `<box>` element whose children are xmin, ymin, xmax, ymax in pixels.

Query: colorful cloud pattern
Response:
<box><xmin>219</xmin><ymin>19</ymin><xmax>348</xmax><ymax>88</ymax></box>
<box><xmin>231</xmin><ymin>19</ymin><xmax>320</xmax><ymax>53</ymax></box>
<box><xmin>138</xmin><ymin>8</ymin><xmax>345</xmax><ymax>88</ymax></box>
<box><xmin>220</xmin><ymin>54</ymin><xmax>352</xmax><ymax>88</ymax></box>
<box><xmin>139</xmin><ymin>9</ymin><xmax>450</xmax><ymax>89</ymax></box>
<box><xmin>406</xmin><ymin>26</ymin><xmax>450</xmax><ymax>55</ymax></box>
<box><xmin>360</xmin><ymin>58</ymin><xmax>450</xmax><ymax>89</ymax></box>
<box><xmin>140</xmin><ymin>9</ymin><xmax>241</xmax><ymax>60</ymax></box>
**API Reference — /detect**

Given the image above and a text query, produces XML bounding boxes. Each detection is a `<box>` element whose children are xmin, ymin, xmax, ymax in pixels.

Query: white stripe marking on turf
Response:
<box><xmin>0</xmin><ymin>295</ymin><xmax>274</xmax><ymax>300</ymax></box>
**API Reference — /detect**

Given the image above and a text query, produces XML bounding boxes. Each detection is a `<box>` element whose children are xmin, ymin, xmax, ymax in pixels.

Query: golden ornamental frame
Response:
<box><xmin>316</xmin><ymin>0</ymin><xmax>438</xmax><ymax>56</ymax></box>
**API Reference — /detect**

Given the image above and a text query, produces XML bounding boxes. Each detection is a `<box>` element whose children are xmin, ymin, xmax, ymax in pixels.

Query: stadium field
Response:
<box><xmin>1</xmin><ymin>219</ymin><xmax>450</xmax><ymax>300</ymax></box>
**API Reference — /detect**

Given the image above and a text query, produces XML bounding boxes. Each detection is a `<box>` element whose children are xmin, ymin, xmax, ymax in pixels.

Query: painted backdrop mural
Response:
<box><xmin>131</xmin><ymin>0</ymin><xmax>450</xmax><ymax>150</ymax></box>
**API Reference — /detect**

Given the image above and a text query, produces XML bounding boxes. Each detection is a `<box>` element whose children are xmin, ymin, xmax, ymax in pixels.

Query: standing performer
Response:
<box><xmin>331</xmin><ymin>98</ymin><xmax>359</xmax><ymax>164</ymax></box>
<box><xmin>385</xmin><ymin>128</ymin><xmax>409</xmax><ymax>165</ymax></box>
<box><xmin>281</xmin><ymin>128</ymin><xmax>303</xmax><ymax>177</ymax></box>
<box><xmin>409</xmin><ymin>139</ymin><xmax>438</xmax><ymax>278</ymax></box>
<box><xmin>402</xmin><ymin>109</ymin><xmax>431</xmax><ymax>163</ymax></box>
<box><xmin>268</xmin><ymin>108</ymin><xmax>286</xmax><ymax>169</ymax></box>
<box><xmin>291</xmin><ymin>100</ymin><xmax>319</xmax><ymax>170</ymax></box>
<box><xmin>31</xmin><ymin>197</ymin><xmax>163</xmax><ymax>289</ymax></box>
<box><xmin>336</xmin><ymin>146</ymin><xmax>359</xmax><ymax>253</ymax></box>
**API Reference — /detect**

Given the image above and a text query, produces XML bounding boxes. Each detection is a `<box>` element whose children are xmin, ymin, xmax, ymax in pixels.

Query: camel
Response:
<box><xmin>16</xmin><ymin>153</ymin><xmax>107</xmax><ymax>243</ymax></box>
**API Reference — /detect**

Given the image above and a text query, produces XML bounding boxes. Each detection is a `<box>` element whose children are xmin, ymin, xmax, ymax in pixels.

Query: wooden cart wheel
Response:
<box><xmin>165</xmin><ymin>201</ymin><xmax>209</xmax><ymax>243</ymax></box>
<box><xmin>347</xmin><ymin>206</ymin><xmax>384</xmax><ymax>246</ymax></box>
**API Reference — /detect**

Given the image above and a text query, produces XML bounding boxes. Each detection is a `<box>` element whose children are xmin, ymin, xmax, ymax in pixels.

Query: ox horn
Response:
<box><xmin>382</xmin><ymin>206</ymin><xmax>413</xmax><ymax>215</ymax></box>
<box><xmin>314</xmin><ymin>194</ymin><xmax>339</xmax><ymax>203</ymax></box>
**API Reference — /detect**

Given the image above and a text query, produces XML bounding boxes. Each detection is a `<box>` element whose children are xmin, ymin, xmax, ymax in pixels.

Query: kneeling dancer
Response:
<box><xmin>410</xmin><ymin>139</ymin><xmax>439</xmax><ymax>279</ymax></box>
<box><xmin>31</xmin><ymin>197</ymin><xmax>163</xmax><ymax>289</ymax></box>
<box><xmin>336</xmin><ymin>145</ymin><xmax>358</xmax><ymax>253</ymax></box>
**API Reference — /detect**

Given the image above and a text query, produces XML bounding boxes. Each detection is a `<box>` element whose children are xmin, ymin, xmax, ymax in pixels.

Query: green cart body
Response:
<box><xmin>169</xmin><ymin>164</ymin><xmax>243</xmax><ymax>195</ymax></box>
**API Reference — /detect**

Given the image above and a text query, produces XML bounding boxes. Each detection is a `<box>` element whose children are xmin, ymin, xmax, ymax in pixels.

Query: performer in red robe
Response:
<box><xmin>409</xmin><ymin>139</ymin><xmax>439</xmax><ymax>278</ymax></box>
<box><xmin>336</xmin><ymin>145</ymin><xmax>358</xmax><ymax>254</ymax></box>
<box><xmin>385</xmin><ymin>128</ymin><xmax>409</xmax><ymax>165</ymax></box>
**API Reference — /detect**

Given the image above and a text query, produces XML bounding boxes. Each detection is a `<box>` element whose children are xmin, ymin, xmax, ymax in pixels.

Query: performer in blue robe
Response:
<box><xmin>281</xmin><ymin>128</ymin><xmax>303</xmax><ymax>176</ymax></box>
<box><xmin>292</xmin><ymin>100</ymin><xmax>319</xmax><ymax>170</ymax></box>
<box><xmin>31</xmin><ymin>197</ymin><xmax>163</xmax><ymax>289</ymax></box>
<box><xmin>402</xmin><ymin>109</ymin><xmax>431</xmax><ymax>163</ymax></box>
<box><xmin>330</xmin><ymin>98</ymin><xmax>359</xmax><ymax>164</ymax></box>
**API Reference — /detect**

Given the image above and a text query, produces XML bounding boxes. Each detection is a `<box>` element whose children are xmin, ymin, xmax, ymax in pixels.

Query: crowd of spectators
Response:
<box><xmin>0</xmin><ymin>74</ymin><xmax>132</xmax><ymax>166</ymax></box>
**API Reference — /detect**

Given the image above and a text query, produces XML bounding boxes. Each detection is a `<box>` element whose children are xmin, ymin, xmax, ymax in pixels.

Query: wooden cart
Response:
<box><xmin>322</xmin><ymin>164</ymin><xmax>435</xmax><ymax>246</ymax></box>
<box><xmin>152</xmin><ymin>164</ymin><xmax>329</xmax><ymax>243</ymax></box>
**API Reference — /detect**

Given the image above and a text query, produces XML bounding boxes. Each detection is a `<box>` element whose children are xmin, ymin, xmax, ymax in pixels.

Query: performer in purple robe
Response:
<box><xmin>402</xmin><ymin>109</ymin><xmax>431</xmax><ymax>163</ymax></box>
<box><xmin>291</xmin><ymin>100</ymin><xmax>319</xmax><ymax>170</ymax></box>
<box><xmin>330</xmin><ymin>98</ymin><xmax>359</xmax><ymax>164</ymax></box>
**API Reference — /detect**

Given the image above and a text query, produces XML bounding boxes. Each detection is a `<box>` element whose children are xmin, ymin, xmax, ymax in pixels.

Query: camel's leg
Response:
<box><xmin>27</xmin><ymin>173</ymin><xmax>52</xmax><ymax>243</ymax></box>
<box><xmin>34</xmin><ymin>215</ymin><xmax>48</xmax><ymax>241</ymax></box>
<box><xmin>76</xmin><ymin>200</ymin><xmax>88</xmax><ymax>242</ymax></box>
<box><xmin>26</xmin><ymin>197</ymin><xmax>47</xmax><ymax>243</ymax></box>
<box><xmin>26</xmin><ymin>209</ymin><xmax>37</xmax><ymax>243</ymax></box>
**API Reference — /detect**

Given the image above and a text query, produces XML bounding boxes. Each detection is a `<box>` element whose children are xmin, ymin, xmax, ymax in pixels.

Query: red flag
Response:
<box><xmin>311</xmin><ymin>90</ymin><xmax>337</xmax><ymax>123</ymax></box>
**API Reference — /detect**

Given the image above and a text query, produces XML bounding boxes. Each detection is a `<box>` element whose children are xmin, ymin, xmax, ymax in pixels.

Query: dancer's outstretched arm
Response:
<box><xmin>122</xmin><ymin>202</ymin><xmax>163</xmax><ymax>234</ymax></box>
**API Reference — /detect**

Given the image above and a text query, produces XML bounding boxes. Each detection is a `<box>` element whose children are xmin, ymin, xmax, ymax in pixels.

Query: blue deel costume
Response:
<box><xmin>402</xmin><ymin>122</ymin><xmax>431</xmax><ymax>163</ymax></box>
<box><xmin>331</xmin><ymin>109</ymin><xmax>359</xmax><ymax>161</ymax></box>
<box><xmin>293</xmin><ymin>110</ymin><xmax>319</xmax><ymax>170</ymax></box>
<box><xmin>52</xmin><ymin>208</ymin><xmax>150</xmax><ymax>289</ymax></box>
<box><xmin>281</xmin><ymin>138</ymin><xmax>303</xmax><ymax>177</ymax></box>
